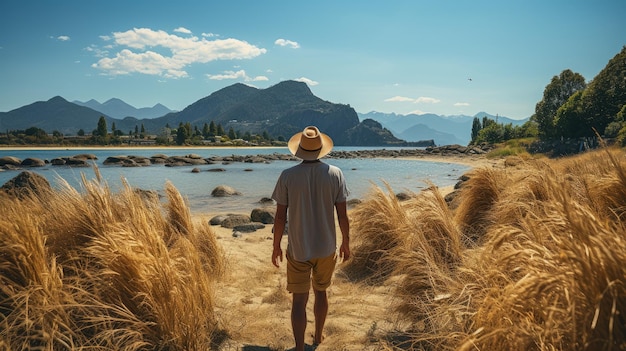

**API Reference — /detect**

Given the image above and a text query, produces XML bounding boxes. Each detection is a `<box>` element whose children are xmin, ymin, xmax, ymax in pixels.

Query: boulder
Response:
<box><xmin>251</xmin><ymin>208</ymin><xmax>275</xmax><ymax>224</ymax></box>
<box><xmin>0</xmin><ymin>156</ymin><xmax>22</xmax><ymax>166</ymax></box>
<box><xmin>51</xmin><ymin>157</ymin><xmax>66</xmax><ymax>165</ymax></box>
<box><xmin>258</xmin><ymin>197</ymin><xmax>275</xmax><ymax>205</ymax></box>
<box><xmin>103</xmin><ymin>155</ymin><xmax>129</xmax><ymax>165</ymax></box>
<box><xmin>233</xmin><ymin>223</ymin><xmax>266</xmax><ymax>233</ymax></box>
<box><xmin>72</xmin><ymin>153</ymin><xmax>97</xmax><ymax>160</ymax></box>
<box><xmin>1</xmin><ymin>171</ymin><xmax>51</xmax><ymax>199</ymax></box>
<box><xmin>211</xmin><ymin>185</ymin><xmax>242</xmax><ymax>197</ymax></box>
<box><xmin>191</xmin><ymin>167</ymin><xmax>201</xmax><ymax>173</ymax></box>
<box><xmin>209</xmin><ymin>215</ymin><xmax>230</xmax><ymax>226</ymax></box>
<box><xmin>21</xmin><ymin>157</ymin><xmax>46</xmax><ymax>167</ymax></box>
<box><xmin>65</xmin><ymin>157</ymin><xmax>90</xmax><ymax>167</ymax></box>
<box><xmin>128</xmin><ymin>155</ymin><xmax>151</xmax><ymax>166</ymax></box>
<box><xmin>221</xmin><ymin>214</ymin><xmax>251</xmax><ymax>228</ymax></box>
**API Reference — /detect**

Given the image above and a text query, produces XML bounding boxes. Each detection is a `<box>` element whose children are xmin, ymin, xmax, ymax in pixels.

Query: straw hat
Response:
<box><xmin>287</xmin><ymin>126</ymin><xmax>334</xmax><ymax>161</ymax></box>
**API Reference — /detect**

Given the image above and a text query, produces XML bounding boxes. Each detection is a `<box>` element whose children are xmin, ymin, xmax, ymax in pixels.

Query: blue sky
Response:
<box><xmin>0</xmin><ymin>1</ymin><xmax>623</xmax><ymax>120</ymax></box>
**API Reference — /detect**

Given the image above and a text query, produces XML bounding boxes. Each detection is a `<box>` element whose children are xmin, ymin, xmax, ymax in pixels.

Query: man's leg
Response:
<box><xmin>292</xmin><ymin>292</ymin><xmax>309</xmax><ymax>351</ymax></box>
<box><xmin>313</xmin><ymin>288</ymin><xmax>328</xmax><ymax>345</ymax></box>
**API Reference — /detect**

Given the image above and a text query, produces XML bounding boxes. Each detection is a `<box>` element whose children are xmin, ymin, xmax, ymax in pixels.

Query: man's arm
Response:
<box><xmin>335</xmin><ymin>201</ymin><xmax>350</xmax><ymax>262</ymax></box>
<box><xmin>272</xmin><ymin>203</ymin><xmax>288</xmax><ymax>267</ymax></box>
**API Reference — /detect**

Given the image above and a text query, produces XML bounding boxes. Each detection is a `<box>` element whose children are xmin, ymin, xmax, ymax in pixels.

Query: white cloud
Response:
<box><xmin>207</xmin><ymin>69</ymin><xmax>268</xmax><ymax>82</ymax></box>
<box><xmin>385</xmin><ymin>96</ymin><xmax>414</xmax><ymax>102</ymax></box>
<box><xmin>385</xmin><ymin>96</ymin><xmax>441</xmax><ymax>104</ymax></box>
<box><xmin>202</xmin><ymin>32</ymin><xmax>218</xmax><ymax>38</ymax></box>
<box><xmin>294</xmin><ymin>77</ymin><xmax>318</xmax><ymax>86</ymax></box>
<box><xmin>174</xmin><ymin>27</ymin><xmax>192</xmax><ymax>34</ymax></box>
<box><xmin>57</xmin><ymin>35</ymin><xmax>70</xmax><ymax>41</ymax></box>
<box><xmin>92</xmin><ymin>27</ymin><xmax>267</xmax><ymax>78</ymax></box>
<box><xmin>93</xmin><ymin>49</ymin><xmax>188</xmax><ymax>78</ymax></box>
<box><xmin>408</xmin><ymin>109</ymin><xmax>427</xmax><ymax>115</ymax></box>
<box><xmin>454</xmin><ymin>102</ymin><xmax>470</xmax><ymax>107</ymax></box>
<box><xmin>414</xmin><ymin>97</ymin><xmax>440</xmax><ymax>104</ymax></box>
<box><xmin>275</xmin><ymin>38</ymin><xmax>300</xmax><ymax>49</ymax></box>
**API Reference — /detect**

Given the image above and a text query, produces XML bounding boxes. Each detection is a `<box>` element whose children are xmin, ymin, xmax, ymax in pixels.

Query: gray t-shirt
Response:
<box><xmin>271</xmin><ymin>161</ymin><xmax>349</xmax><ymax>262</ymax></box>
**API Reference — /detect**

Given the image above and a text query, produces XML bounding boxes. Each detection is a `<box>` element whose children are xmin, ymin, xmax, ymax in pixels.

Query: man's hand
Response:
<box><xmin>272</xmin><ymin>246</ymin><xmax>283</xmax><ymax>268</ymax></box>
<box><xmin>339</xmin><ymin>241</ymin><xmax>351</xmax><ymax>262</ymax></box>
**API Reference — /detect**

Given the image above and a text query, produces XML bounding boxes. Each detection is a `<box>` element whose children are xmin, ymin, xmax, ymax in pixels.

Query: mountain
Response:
<box><xmin>0</xmin><ymin>81</ymin><xmax>430</xmax><ymax>146</ymax></box>
<box><xmin>152</xmin><ymin>80</ymin><xmax>365</xmax><ymax>145</ymax></box>
<box><xmin>73</xmin><ymin>98</ymin><xmax>173</xmax><ymax>119</ymax></box>
<box><xmin>0</xmin><ymin>96</ymin><xmax>117</xmax><ymax>135</ymax></box>
<box><xmin>358</xmin><ymin>111</ymin><xmax>529</xmax><ymax>145</ymax></box>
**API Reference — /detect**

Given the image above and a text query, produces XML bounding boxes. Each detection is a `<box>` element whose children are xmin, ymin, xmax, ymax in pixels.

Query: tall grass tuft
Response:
<box><xmin>0</xmin><ymin>172</ymin><xmax>224</xmax><ymax>350</ymax></box>
<box><xmin>454</xmin><ymin>167</ymin><xmax>506</xmax><ymax>243</ymax></box>
<box><xmin>339</xmin><ymin>182</ymin><xmax>413</xmax><ymax>284</ymax></box>
<box><xmin>352</xmin><ymin>147</ymin><xmax>626</xmax><ymax>350</ymax></box>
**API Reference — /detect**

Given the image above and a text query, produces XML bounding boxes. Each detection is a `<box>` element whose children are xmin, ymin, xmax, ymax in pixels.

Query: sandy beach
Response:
<box><xmin>204</xmin><ymin>153</ymin><xmax>502</xmax><ymax>350</ymax></box>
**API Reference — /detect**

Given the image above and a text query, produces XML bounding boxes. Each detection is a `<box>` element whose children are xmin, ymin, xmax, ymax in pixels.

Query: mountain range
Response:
<box><xmin>0</xmin><ymin>80</ymin><xmax>528</xmax><ymax>146</ymax></box>
<box><xmin>358</xmin><ymin>111</ymin><xmax>529</xmax><ymax>145</ymax></box>
<box><xmin>73</xmin><ymin>98</ymin><xmax>173</xmax><ymax>119</ymax></box>
<box><xmin>0</xmin><ymin>81</ymin><xmax>421</xmax><ymax>146</ymax></box>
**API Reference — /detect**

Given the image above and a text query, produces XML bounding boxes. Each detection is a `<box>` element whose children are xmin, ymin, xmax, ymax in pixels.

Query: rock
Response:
<box><xmin>221</xmin><ymin>214</ymin><xmax>251</xmax><ymax>228</ymax></box>
<box><xmin>51</xmin><ymin>157</ymin><xmax>66</xmax><ymax>165</ymax></box>
<box><xmin>0</xmin><ymin>156</ymin><xmax>22</xmax><ymax>166</ymax></box>
<box><xmin>208</xmin><ymin>168</ymin><xmax>226</xmax><ymax>172</ymax></box>
<box><xmin>21</xmin><ymin>157</ymin><xmax>46</xmax><ymax>167</ymax></box>
<box><xmin>134</xmin><ymin>188</ymin><xmax>160</xmax><ymax>202</ymax></box>
<box><xmin>251</xmin><ymin>208</ymin><xmax>275</xmax><ymax>224</ymax></box>
<box><xmin>128</xmin><ymin>155</ymin><xmax>151</xmax><ymax>166</ymax></box>
<box><xmin>103</xmin><ymin>155</ymin><xmax>129</xmax><ymax>165</ymax></box>
<box><xmin>209</xmin><ymin>215</ymin><xmax>229</xmax><ymax>226</ymax></box>
<box><xmin>191</xmin><ymin>167</ymin><xmax>201</xmax><ymax>173</ymax></box>
<box><xmin>72</xmin><ymin>153</ymin><xmax>97</xmax><ymax>160</ymax></box>
<box><xmin>395</xmin><ymin>192</ymin><xmax>413</xmax><ymax>201</ymax></box>
<box><xmin>233</xmin><ymin>223</ymin><xmax>266</xmax><ymax>233</ymax></box>
<box><xmin>232</xmin><ymin>231</ymin><xmax>243</xmax><ymax>238</ymax></box>
<box><xmin>211</xmin><ymin>185</ymin><xmax>242</xmax><ymax>197</ymax></box>
<box><xmin>1</xmin><ymin>171</ymin><xmax>51</xmax><ymax>198</ymax></box>
<box><xmin>347</xmin><ymin>198</ymin><xmax>362</xmax><ymax>208</ymax></box>
<box><xmin>259</xmin><ymin>197</ymin><xmax>275</xmax><ymax>205</ymax></box>
<box><xmin>65</xmin><ymin>157</ymin><xmax>90</xmax><ymax>167</ymax></box>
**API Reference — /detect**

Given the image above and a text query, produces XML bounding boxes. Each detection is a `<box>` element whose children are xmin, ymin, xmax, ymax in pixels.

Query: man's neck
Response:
<box><xmin>301</xmin><ymin>159</ymin><xmax>321</xmax><ymax>164</ymax></box>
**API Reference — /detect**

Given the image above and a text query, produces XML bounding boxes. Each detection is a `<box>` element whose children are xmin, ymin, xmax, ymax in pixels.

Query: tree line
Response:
<box><xmin>471</xmin><ymin>46</ymin><xmax>626</xmax><ymax>147</ymax></box>
<box><xmin>0</xmin><ymin>118</ymin><xmax>283</xmax><ymax>146</ymax></box>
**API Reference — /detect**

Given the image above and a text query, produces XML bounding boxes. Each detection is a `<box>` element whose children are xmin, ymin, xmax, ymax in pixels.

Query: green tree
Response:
<box><xmin>77</xmin><ymin>129</ymin><xmax>85</xmax><ymax>136</ymax></box>
<box><xmin>209</xmin><ymin>121</ymin><xmax>217</xmax><ymax>136</ymax></box>
<box><xmin>531</xmin><ymin>69</ymin><xmax>586</xmax><ymax>140</ymax></box>
<box><xmin>471</xmin><ymin>117</ymin><xmax>481</xmax><ymax>144</ymax></box>
<box><xmin>176</xmin><ymin>122</ymin><xmax>188</xmax><ymax>145</ymax></box>
<box><xmin>202</xmin><ymin>123</ymin><xmax>210</xmax><ymax>138</ymax></box>
<box><xmin>96</xmin><ymin>116</ymin><xmax>108</xmax><ymax>137</ymax></box>
<box><xmin>228</xmin><ymin>127</ymin><xmax>236</xmax><ymax>140</ymax></box>
<box><xmin>217</xmin><ymin>124</ymin><xmax>225</xmax><ymax>136</ymax></box>
<box><xmin>140</xmin><ymin>124</ymin><xmax>146</xmax><ymax>138</ymax></box>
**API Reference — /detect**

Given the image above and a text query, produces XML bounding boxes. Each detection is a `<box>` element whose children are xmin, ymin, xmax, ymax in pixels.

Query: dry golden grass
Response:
<box><xmin>346</xmin><ymin>147</ymin><xmax>626</xmax><ymax>350</ymax></box>
<box><xmin>3</xmin><ymin>147</ymin><xmax>626</xmax><ymax>350</ymax></box>
<box><xmin>0</xmin><ymin>173</ymin><xmax>224</xmax><ymax>350</ymax></box>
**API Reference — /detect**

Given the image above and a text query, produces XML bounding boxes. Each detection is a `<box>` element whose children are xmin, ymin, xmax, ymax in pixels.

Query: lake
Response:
<box><xmin>0</xmin><ymin>147</ymin><xmax>470</xmax><ymax>215</ymax></box>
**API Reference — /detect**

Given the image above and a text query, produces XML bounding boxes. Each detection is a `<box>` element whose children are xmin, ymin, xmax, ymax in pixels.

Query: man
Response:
<box><xmin>271</xmin><ymin>126</ymin><xmax>351</xmax><ymax>351</ymax></box>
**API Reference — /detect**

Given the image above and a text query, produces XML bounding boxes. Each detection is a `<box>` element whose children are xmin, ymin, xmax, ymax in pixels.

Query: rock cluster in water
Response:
<box><xmin>0</xmin><ymin>144</ymin><xmax>492</xmax><ymax>170</ymax></box>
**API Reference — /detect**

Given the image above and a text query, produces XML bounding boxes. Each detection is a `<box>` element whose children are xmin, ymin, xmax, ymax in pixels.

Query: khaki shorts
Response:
<box><xmin>286</xmin><ymin>251</ymin><xmax>337</xmax><ymax>294</ymax></box>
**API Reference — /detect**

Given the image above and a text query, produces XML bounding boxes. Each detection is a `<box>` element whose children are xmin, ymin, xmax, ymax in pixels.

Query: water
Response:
<box><xmin>0</xmin><ymin>147</ymin><xmax>470</xmax><ymax>215</ymax></box>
